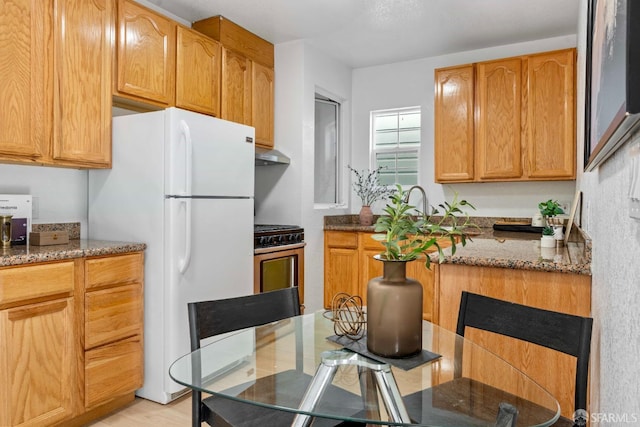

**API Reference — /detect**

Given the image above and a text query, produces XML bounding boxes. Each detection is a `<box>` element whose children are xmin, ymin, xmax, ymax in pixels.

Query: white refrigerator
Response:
<box><xmin>88</xmin><ymin>107</ymin><xmax>255</xmax><ymax>403</ymax></box>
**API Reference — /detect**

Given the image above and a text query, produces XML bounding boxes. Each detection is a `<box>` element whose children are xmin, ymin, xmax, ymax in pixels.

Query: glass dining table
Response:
<box><xmin>169</xmin><ymin>311</ymin><xmax>560</xmax><ymax>426</ymax></box>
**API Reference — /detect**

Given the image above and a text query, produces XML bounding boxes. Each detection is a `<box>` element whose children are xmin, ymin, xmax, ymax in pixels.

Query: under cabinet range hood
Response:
<box><xmin>255</xmin><ymin>147</ymin><xmax>291</xmax><ymax>165</ymax></box>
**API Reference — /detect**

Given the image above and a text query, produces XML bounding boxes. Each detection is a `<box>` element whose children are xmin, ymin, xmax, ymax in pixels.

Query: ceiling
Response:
<box><xmin>145</xmin><ymin>0</ymin><xmax>580</xmax><ymax>68</ymax></box>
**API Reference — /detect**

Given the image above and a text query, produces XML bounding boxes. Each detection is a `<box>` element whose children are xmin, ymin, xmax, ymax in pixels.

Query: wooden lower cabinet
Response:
<box><xmin>437</xmin><ymin>263</ymin><xmax>591</xmax><ymax>419</ymax></box>
<box><xmin>0</xmin><ymin>252</ymin><xmax>144</xmax><ymax>426</ymax></box>
<box><xmin>324</xmin><ymin>231</ymin><xmax>438</xmax><ymax>323</ymax></box>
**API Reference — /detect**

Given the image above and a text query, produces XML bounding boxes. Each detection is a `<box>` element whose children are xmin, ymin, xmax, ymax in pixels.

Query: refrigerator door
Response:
<box><xmin>163</xmin><ymin>196</ymin><xmax>254</xmax><ymax>398</ymax></box>
<box><xmin>165</xmin><ymin>107</ymin><xmax>255</xmax><ymax>198</ymax></box>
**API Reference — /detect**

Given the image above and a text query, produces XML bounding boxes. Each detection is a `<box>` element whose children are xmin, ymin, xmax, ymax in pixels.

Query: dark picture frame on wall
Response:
<box><xmin>585</xmin><ymin>0</ymin><xmax>640</xmax><ymax>171</ymax></box>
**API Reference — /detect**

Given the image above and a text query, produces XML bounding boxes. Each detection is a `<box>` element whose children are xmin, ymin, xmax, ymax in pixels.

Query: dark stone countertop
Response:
<box><xmin>0</xmin><ymin>239</ymin><xmax>147</xmax><ymax>267</ymax></box>
<box><xmin>324</xmin><ymin>215</ymin><xmax>591</xmax><ymax>276</ymax></box>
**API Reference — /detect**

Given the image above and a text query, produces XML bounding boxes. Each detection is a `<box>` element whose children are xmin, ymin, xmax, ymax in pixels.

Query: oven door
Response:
<box><xmin>253</xmin><ymin>243</ymin><xmax>305</xmax><ymax>303</ymax></box>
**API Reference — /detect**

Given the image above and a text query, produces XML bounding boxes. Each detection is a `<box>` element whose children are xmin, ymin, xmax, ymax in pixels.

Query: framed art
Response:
<box><xmin>585</xmin><ymin>0</ymin><xmax>640</xmax><ymax>171</ymax></box>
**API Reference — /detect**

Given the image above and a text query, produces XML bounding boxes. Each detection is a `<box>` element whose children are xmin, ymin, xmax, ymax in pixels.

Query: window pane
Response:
<box><xmin>314</xmin><ymin>99</ymin><xmax>339</xmax><ymax>204</ymax></box>
<box><xmin>374</xmin><ymin>114</ymin><xmax>398</xmax><ymax>131</ymax></box>
<box><xmin>399</xmin><ymin>112</ymin><xmax>421</xmax><ymax>129</ymax></box>
<box><xmin>397</xmin><ymin>156</ymin><xmax>418</xmax><ymax>171</ymax></box>
<box><xmin>374</xmin><ymin>130</ymin><xmax>398</xmax><ymax>147</ymax></box>
<box><xmin>398</xmin><ymin>129</ymin><xmax>420</xmax><ymax>144</ymax></box>
<box><xmin>398</xmin><ymin>171</ymin><xmax>417</xmax><ymax>185</ymax></box>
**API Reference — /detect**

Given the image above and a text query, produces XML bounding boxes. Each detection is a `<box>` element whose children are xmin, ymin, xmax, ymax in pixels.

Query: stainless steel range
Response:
<box><xmin>253</xmin><ymin>225</ymin><xmax>305</xmax><ymax>306</ymax></box>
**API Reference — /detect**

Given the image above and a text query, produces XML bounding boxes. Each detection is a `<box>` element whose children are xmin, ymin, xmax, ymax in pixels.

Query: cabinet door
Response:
<box><xmin>434</xmin><ymin>65</ymin><xmax>475</xmax><ymax>182</ymax></box>
<box><xmin>525</xmin><ymin>49</ymin><xmax>575</xmax><ymax>179</ymax></box>
<box><xmin>176</xmin><ymin>26</ymin><xmax>221</xmax><ymax>117</ymax></box>
<box><xmin>324</xmin><ymin>232</ymin><xmax>359</xmax><ymax>308</ymax></box>
<box><xmin>0</xmin><ymin>298</ymin><xmax>76</xmax><ymax>427</ymax></box>
<box><xmin>0</xmin><ymin>0</ymin><xmax>49</xmax><ymax>160</ymax></box>
<box><xmin>115</xmin><ymin>0</ymin><xmax>175</xmax><ymax>106</ymax></box>
<box><xmin>252</xmin><ymin>62</ymin><xmax>275</xmax><ymax>148</ymax></box>
<box><xmin>53</xmin><ymin>0</ymin><xmax>113</xmax><ymax>167</ymax></box>
<box><xmin>476</xmin><ymin>58</ymin><xmax>523</xmax><ymax>180</ymax></box>
<box><xmin>221</xmin><ymin>47</ymin><xmax>252</xmax><ymax>126</ymax></box>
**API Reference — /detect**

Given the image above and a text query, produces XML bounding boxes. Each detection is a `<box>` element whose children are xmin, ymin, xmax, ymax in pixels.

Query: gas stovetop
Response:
<box><xmin>254</xmin><ymin>224</ymin><xmax>304</xmax><ymax>249</ymax></box>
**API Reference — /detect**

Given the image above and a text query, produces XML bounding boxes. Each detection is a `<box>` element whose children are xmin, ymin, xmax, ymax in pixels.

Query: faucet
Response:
<box><xmin>403</xmin><ymin>185</ymin><xmax>429</xmax><ymax>218</ymax></box>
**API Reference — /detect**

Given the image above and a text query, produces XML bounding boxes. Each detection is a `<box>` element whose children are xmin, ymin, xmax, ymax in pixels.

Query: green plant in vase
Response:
<box><xmin>366</xmin><ymin>184</ymin><xmax>476</xmax><ymax>358</ymax></box>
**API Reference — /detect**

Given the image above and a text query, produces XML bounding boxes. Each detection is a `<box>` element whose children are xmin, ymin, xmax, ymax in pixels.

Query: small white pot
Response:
<box><xmin>540</xmin><ymin>235</ymin><xmax>556</xmax><ymax>248</ymax></box>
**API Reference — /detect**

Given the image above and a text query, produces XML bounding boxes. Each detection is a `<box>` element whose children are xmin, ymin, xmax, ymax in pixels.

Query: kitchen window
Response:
<box><xmin>371</xmin><ymin>107</ymin><xmax>420</xmax><ymax>186</ymax></box>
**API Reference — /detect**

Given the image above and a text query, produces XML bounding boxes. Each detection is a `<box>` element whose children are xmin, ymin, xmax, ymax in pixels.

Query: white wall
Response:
<box><xmin>575</xmin><ymin>0</ymin><xmax>640</xmax><ymax>421</ymax></box>
<box><xmin>351</xmin><ymin>35</ymin><xmax>578</xmax><ymax>218</ymax></box>
<box><xmin>256</xmin><ymin>40</ymin><xmax>352</xmax><ymax>312</ymax></box>
<box><xmin>0</xmin><ymin>164</ymin><xmax>88</xmax><ymax>237</ymax></box>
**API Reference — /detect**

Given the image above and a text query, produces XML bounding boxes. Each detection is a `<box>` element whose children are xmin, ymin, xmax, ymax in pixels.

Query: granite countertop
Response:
<box><xmin>0</xmin><ymin>239</ymin><xmax>147</xmax><ymax>267</ymax></box>
<box><xmin>324</xmin><ymin>215</ymin><xmax>592</xmax><ymax>275</ymax></box>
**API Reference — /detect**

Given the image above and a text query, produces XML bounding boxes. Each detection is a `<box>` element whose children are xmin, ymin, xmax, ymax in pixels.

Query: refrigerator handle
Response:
<box><xmin>179</xmin><ymin>120</ymin><xmax>193</xmax><ymax>196</ymax></box>
<box><xmin>178</xmin><ymin>199</ymin><xmax>192</xmax><ymax>274</ymax></box>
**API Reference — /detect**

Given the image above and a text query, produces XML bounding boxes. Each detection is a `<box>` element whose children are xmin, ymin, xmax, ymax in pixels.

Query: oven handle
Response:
<box><xmin>254</xmin><ymin>242</ymin><xmax>306</xmax><ymax>255</ymax></box>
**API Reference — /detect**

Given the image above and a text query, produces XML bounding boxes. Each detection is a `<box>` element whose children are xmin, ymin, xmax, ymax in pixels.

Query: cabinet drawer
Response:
<box><xmin>360</xmin><ymin>233</ymin><xmax>385</xmax><ymax>251</ymax></box>
<box><xmin>325</xmin><ymin>231</ymin><xmax>357</xmax><ymax>248</ymax></box>
<box><xmin>85</xmin><ymin>335</ymin><xmax>143</xmax><ymax>408</ymax></box>
<box><xmin>85</xmin><ymin>284</ymin><xmax>143</xmax><ymax>349</ymax></box>
<box><xmin>86</xmin><ymin>253</ymin><xmax>143</xmax><ymax>289</ymax></box>
<box><xmin>0</xmin><ymin>262</ymin><xmax>74</xmax><ymax>307</ymax></box>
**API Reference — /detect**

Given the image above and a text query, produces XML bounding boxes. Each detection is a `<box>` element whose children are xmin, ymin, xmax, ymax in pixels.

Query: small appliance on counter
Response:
<box><xmin>0</xmin><ymin>194</ymin><xmax>32</xmax><ymax>245</ymax></box>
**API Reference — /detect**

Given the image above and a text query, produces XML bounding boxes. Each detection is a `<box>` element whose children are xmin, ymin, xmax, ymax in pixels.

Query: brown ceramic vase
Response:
<box><xmin>359</xmin><ymin>206</ymin><xmax>374</xmax><ymax>226</ymax></box>
<box><xmin>366</xmin><ymin>257</ymin><xmax>423</xmax><ymax>358</ymax></box>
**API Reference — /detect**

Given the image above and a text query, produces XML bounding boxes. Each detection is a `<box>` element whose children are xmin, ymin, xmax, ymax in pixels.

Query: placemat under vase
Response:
<box><xmin>327</xmin><ymin>334</ymin><xmax>441</xmax><ymax>371</ymax></box>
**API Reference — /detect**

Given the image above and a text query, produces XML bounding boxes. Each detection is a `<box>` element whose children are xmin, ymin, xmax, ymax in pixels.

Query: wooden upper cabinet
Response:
<box><xmin>434</xmin><ymin>48</ymin><xmax>576</xmax><ymax>183</ymax></box>
<box><xmin>193</xmin><ymin>16</ymin><xmax>275</xmax><ymax>146</ymax></box>
<box><xmin>115</xmin><ymin>0</ymin><xmax>176</xmax><ymax>107</ymax></box>
<box><xmin>176</xmin><ymin>26</ymin><xmax>221</xmax><ymax>117</ymax></box>
<box><xmin>476</xmin><ymin>58</ymin><xmax>522</xmax><ymax>180</ymax></box>
<box><xmin>252</xmin><ymin>62</ymin><xmax>275</xmax><ymax>148</ymax></box>
<box><xmin>0</xmin><ymin>0</ymin><xmax>49</xmax><ymax>161</ymax></box>
<box><xmin>221</xmin><ymin>47</ymin><xmax>252</xmax><ymax>125</ymax></box>
<box><xmin>53</xmin><ymin>0</ymin><xmax>114</xmax><ymax>167</ymax></box>
<box><xmin>434</xmin><ymin>65</ymin><xmax>475</xmax><ymax>182</ymax></box>
<box><xmin>526</xmin><ymin>49</ymin><xmax>576</xmax><ymax>179</ymax></box>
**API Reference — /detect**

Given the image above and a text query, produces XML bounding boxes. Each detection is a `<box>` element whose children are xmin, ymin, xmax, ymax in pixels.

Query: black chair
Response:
<box><xmin>455</xmin><ymin>291</ymin><xmax>593</xmax><ymax>427</ymax></box>
<box><xmin>188</xmin><ymin>287</ymin><xmax>362</xmax><ymax>427</ymax></box>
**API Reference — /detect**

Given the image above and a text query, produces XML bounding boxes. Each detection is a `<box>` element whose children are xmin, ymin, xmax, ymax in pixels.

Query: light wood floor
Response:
<box><xmin>86</xmin><ymin>395</ymin><xmax>192</xmax><ymax>426</ymax></box>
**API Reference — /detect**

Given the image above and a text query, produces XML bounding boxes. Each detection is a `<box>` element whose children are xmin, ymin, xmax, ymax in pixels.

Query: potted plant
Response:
<box><xmin>540</xmin><ymin>226</ymin><xmax>556</xmax><ymax>248</ymax></box>
<box><xmin>538</xmin><ymin>199</ymin><xmax>564</xmax><ymax>225</ymax></box>
<box><xmin>347</xmin><ymin>166</ymin><xmax>394</xmax><ymax>226</ymax></box>
<box><xmin>538</xmin><ymin>199</ymin><xmax>565</xmax><ymax>241</ymax></box>
<box><xmin>366</xmin><ymin>184</ymin><xmax>475</xmax><ymax>358</ymax></box>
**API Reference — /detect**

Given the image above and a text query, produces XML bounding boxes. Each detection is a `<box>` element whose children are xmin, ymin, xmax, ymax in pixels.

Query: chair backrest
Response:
<box><xmin>188</xmin><ymin>287</ymin><xmax>301</xmax><ymax>351</ymax></box>
<box><xmin>456</xmin><ymin>291</ymin><xmax>593</xmax><ymax>415</ymax></box>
